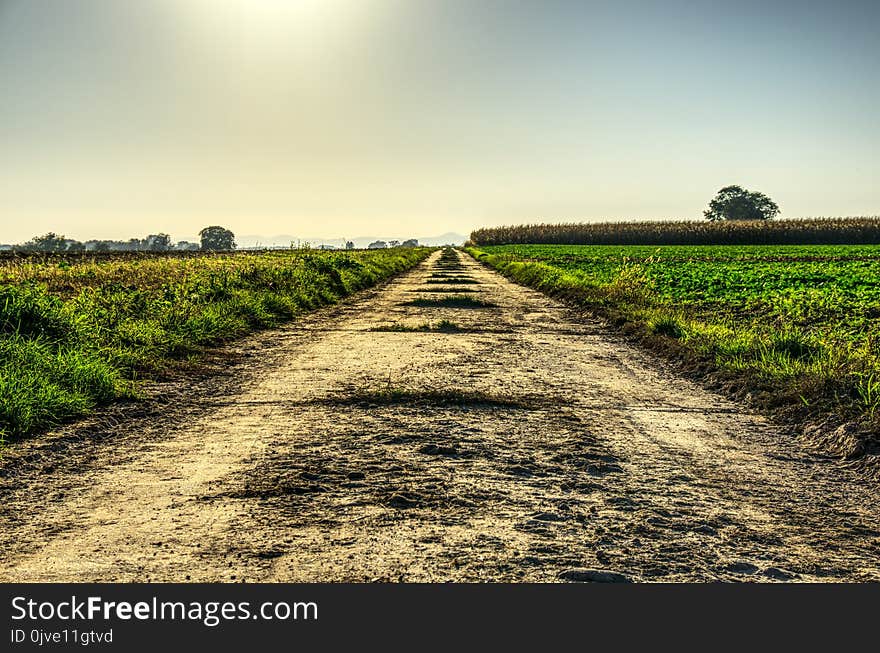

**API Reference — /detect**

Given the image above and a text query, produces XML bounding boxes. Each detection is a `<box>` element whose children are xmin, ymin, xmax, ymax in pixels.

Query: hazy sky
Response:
<box><xmin>1</xmin><ymin>0</ymin><xmax>878</xmax><ymax>242</ymax></box>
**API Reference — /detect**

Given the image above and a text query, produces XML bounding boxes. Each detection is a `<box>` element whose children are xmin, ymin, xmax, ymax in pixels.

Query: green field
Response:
<box><xmin>0</xmin><ymin>248</ymin><xmax>430</xmax><ymax>443</ymax></box>
<box><xmin>468</xmin><ymin>244</ymin><xmax>880</xmax><ymax>434</ymax></box>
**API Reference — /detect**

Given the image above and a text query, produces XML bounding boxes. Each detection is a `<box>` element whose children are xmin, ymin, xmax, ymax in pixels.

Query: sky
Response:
<box><xmin>1</xmin><ymin>0</ymin><xmax>878</xmax><ymax>243</ymax></box>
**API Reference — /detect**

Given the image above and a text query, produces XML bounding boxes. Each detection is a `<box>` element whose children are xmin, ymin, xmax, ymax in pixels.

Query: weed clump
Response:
<box><xmin>403</xmin><ymin>295</ymin><xmax>495</xmax><ymax>308</ymax></box>
<box><xmin>648</xmin><ymin>314</ymin><xmax>685</xmax><ymax>339</ymax></box>
<box><xmin>426</xmin><ymin>276</ymin><xmax>479</xmax><ymax>284</ymax></box>
<box><xmin>370</xmin><ymin>320</ymin><xmax>467</xmax><ymax>333</ymax></box>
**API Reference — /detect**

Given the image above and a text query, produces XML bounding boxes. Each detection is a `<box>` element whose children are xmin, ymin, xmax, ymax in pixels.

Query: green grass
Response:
<box><xmin>436</xmin><ymin>246</ymin><xmax>461</xmax><ymax>263</ymax></box>
<box><xmin>467</xmin><ymin>244</ymin><xmax>880</xmax><ymax>435</ymax></box>
<box><xmin>0</xmin><ymin>248</ymin><xmax>431</xmax><ymax>443</ymax></box>
<box><xmin>338</xmin><ymin>387</ymin><xmax>541</xmax><ymax>409</ymax></box>
<box><xmin>402</xmin><ymin>294</ymin><xmax>495</xmax><ymax>308</ymax></box>
<box><xmin>426</xmin><ymin>276</ymin><xmax>479</xmax><ymax>284</ymax></box>
<box><xmin>370</xmin><ymin>320</ymin><xmax>466</xmax><ymax>333</ymax></box>
<box><xmin>407</xmin><ymin>287</ymin><xmax>478</xmax><ymax>293</ymax></box>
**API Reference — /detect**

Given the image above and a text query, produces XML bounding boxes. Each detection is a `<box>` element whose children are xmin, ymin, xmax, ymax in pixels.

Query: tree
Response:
<box><xmin>367</xmin><ymin>240</ymin><xmax>387</xmax><ymax>249</ymax></box>
<box><xmin>345</xmin><ymin>241</ymin><xmax>355</xmax><ymax>250</ymax></box>
<box><xmin>144</xmin><ymin>233</ymin><xmax>171</xmax><ymax>251</ymax></box>
<box><xmin>22</xmin><ymin>233</ymin><xmax>68</xmax><ymax>252</ymax></box>
<box><xmin>704</xmin><ymin>185</ymin><xmax>779</xmax><ymax>221</ymax></box>
<box><xmin>388</xmin><ymin>240</ymin><xmax>400</xmax><ymax>248</ymax></box>
<box><xmin>199</xmin><ymin>226</ymin><xmax>236</xmax><ymax>251</ymax></box>
<box><xmin>401</xmin><ymin>239</ymin><xmax>419</xmax><ymax>247</ymax></box>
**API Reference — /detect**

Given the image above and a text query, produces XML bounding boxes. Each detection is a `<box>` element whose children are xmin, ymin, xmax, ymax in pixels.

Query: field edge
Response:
<box><xmin>0</xmin><ymin>248</ymin><xmax>433</xmax><ymax>447</ymax></box>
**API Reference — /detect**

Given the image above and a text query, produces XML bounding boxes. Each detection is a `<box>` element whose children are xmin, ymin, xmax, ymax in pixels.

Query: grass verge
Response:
<box><xmin>0</xmin><ymin>248</ymin><xmax>431</xmax><ymax>443</ymax></box>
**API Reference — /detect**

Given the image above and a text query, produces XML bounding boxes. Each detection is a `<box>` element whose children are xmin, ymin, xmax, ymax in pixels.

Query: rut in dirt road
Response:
<box><xmin>1</xmin><ymin>250</ymin><xmax>878</xmax><ymax>582</ymax></box>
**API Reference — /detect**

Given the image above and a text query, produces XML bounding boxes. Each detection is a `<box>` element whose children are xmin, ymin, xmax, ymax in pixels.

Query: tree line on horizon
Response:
<box><xmin>2</xmin><ymin>226</ymin><xmax>237</xmax><ymax>253</ymax></box>
<box><xmin>1</xmin><ymin>227</ymin><xmax>427</xmax><ymax>254</ymax></box>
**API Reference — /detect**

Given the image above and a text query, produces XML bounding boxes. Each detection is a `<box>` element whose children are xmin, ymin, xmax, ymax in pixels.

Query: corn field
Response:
<box><xmin>469</xmin><ymin>217</ymin><xmax>880</xmax><ymax>246</ymax></box>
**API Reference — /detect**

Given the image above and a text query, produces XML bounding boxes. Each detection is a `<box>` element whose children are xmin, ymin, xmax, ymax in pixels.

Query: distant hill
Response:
<box><xmin>237</xmin><ymin>232</ymin><xmax>466</xmax><ymax>249</ymax></box>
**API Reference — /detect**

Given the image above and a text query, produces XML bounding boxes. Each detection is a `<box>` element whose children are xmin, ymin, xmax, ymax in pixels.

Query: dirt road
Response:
<box><xmin>1</xmin><ymin>250</ymin><xmax>878</xmax><ymax>582</ymax></box>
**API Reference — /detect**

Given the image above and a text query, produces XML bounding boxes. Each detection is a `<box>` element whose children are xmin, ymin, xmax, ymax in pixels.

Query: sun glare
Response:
<box><xmin>179</xmin><ymin>0</ymin><xmax>371</xmax><ymax>55</ymax></box>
